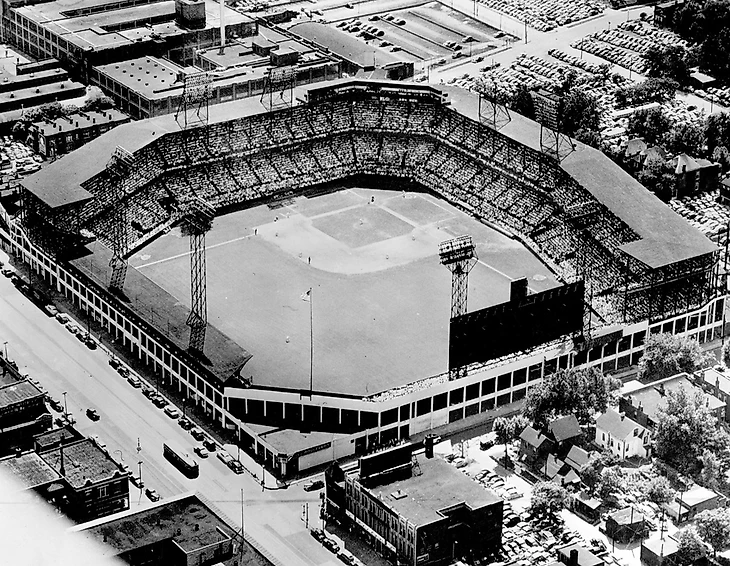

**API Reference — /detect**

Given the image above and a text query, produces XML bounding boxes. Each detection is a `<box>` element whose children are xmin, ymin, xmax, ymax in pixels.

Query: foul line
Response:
<box><xmin>135</xmin><ymin>233</ymin><xmax>254</xmax><ymax>269</ymax></box>
<box><xmin>477</xmin><ymin>259</ymin><xmax>537</xmax><ymax>293</ymax></box>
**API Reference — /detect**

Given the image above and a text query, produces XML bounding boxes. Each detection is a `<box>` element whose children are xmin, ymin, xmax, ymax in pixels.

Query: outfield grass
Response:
<box><xmin>129</xmin><ymin>187</ymin><xmax>559</xmax><ymax>396</ymax></box>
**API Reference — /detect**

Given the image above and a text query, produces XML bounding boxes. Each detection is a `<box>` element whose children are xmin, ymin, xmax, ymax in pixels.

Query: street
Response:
<box><xmin>0</xmin><ymin>250</ymin><xmax>350</xmax><ymax>566</ymax></box>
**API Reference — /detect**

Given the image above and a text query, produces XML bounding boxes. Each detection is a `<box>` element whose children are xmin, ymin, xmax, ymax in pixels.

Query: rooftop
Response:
<box><xmin>641</xmin><ymin>536</ymin><xmax>679</xmax><ymax>556</ymax></box>
<box><xmin>34</xmin><ymin>426</ymin><xmax>85</xmax><ymax>452</ymax></box>
<box><xmin>680</xmin><ymin>485</ymin><xmax>718</xmax><ymax>507</ymax></box>
<box><xmin>359</xmin><ymin>454</ymin><xmax>502</xmax><ymax>527</ymax></box>
<box><xmin>564</xmin><ymin>445</ymin><xmax>592</xmax><ymax>471</ymax></box>
<box><xmin>0</xmin><ymin>380</ymin><xmax>44</xmax><ymax>409</ymax></box>
<box><xmin>39</xmin><ymin>438</ymin><xmax>126</xmax><ymax>489</ymax></box>
<box><xmin>34</xmin><ymin>109</ymin><xmax>129</xmax><ymax>136</ymax></box>
<box><xmin>596</xmin><ymin>408</ymin><xmax>646</xmax><ymax>440</ymax></box>
<box><xmin>548</xmin><ymin>414</ymin><xmax>581</xmax><ymax>443</ymax></box>
<box><xmin>74</xmin><ymin>492</ymin><xmax>236</xmax><ymax>554</ymax></box>
<box><xmin>0</xmin><ymin>451</ymin><xmax>60</xmax><ymax>489</ymax></box>
<box><xmin>557</xmin><ymin>543</ymin><xmax>604</xmax><ymax>566</ymax></box>
<box><xmin>519</xmin><ymin>425</ymin><xmax>552</xmax><ymax>448</ymax></box>
<box><xmin>608</xmin><ymin>507</ymin><xmax>645</xmax><ymax>525</ymax></box>
<box><xmin>623</xmin><ymin>374</ymin><xmax>725</xmax><ymax>422</ymax></box>
<box><xmin>256</xmin><ymin>427</ymin><xmax>350</xmax><ymax>457</ymax></box>
<box><xmin>702</xmin><ymin>367</ymin><xmax>730</xmax><ymax>396</ymax></box>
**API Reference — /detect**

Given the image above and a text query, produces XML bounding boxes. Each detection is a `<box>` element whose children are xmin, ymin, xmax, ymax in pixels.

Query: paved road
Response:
<box><xmin>0</xmin><ymin>252</ymin><xmax>348</xmax><ymax>566</ymax></box>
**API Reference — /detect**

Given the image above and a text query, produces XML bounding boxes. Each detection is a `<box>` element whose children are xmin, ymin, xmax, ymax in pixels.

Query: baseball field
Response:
<box><xmin>128</xmin><ymin>186</ymin><xmax>559</xmax><ymax>396</ymax></box>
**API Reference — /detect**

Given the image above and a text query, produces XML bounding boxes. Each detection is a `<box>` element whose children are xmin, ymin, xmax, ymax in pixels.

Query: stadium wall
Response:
<box><xmin>4</xmin><ymin>214</ymin><xmax>727</xmax><ymax>477</ymax></box>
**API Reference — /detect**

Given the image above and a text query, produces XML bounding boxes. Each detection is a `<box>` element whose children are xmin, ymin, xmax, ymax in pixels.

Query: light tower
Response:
<box><xmin>106</xmin><ymin>146</ymin><xmax>135</xmax><ymax>293</ymax></box>
<box><xmin>475</xmin><ymin>78</ymin><xmax>511</xmax><ymax>131</ymax></box>
<box><xmin>180</xmin><ymin>198</ymin><xmax>215</xmax><ymax>354</ymax></box>
<box><xmin>530</xmin><ymin>88</ymin><xmax>575</xmax><ymax>162</ymax></box>
<box><xmin>175</xmin><ymin>72</ymin><xmax>212</xmax><ymax>130</ymax></box>
<box><xmin>439</xmin><ymin>235</ymin><xmax>478</xmax><ymax>319</ymax></box>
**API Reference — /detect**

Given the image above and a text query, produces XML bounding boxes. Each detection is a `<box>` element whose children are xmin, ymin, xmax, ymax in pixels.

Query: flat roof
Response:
<box><xmin>34</xmin><ymin>426</ymin><xmax>85</xmax><ymax>451</ymax></box>
<box><xmin>34</xmin><ymin>109</ymin><xmax>128</xmax><ymax>136</ymax></box>
<box><xmin>624</xmin><ymin>374</ymin><xmax>725</xmax><ymax>422</ymax></box>
<box><xmin>362</xmin><ymin>454</ymin><xmax>502</xmax><ymax>527</ymax></box>
<box><xmin>0</xmin><ymin>452</ymin><xmax>61</xmax><ymax>489</ymax></box>
<box><xmin>608</xmin><ymin>507</ymin><xmax>645</xmax><ymax>525</ymax></box>
<box><xmin>0</xmin><ymin>380</ymin><xmax>44</xmax><ymax>409</ymax></box>
<box><xmin>558</xmin><ymin>544</ymin><xmax>604</xmax><ymax>566</ymax></box>
<box><xmin>290</xmin><ymin>22</ymin><xmax>405</xmax><ymax>68</ymax></box>
<box><xmin>75</xmin><ymin>492</ymin><xmax>236</xmax><ymax>554</ymax></box>
<box><xmin>258</xmin><ymin>428</ymin><xmax>350</xmax><ymax>457</ymax></box>
<box><xmin>39</xmin><ymin>438</ymin><xmax>126</xmax><ymax>489</ymax></box>
<box><xmin>681</xmin><ymin>485</ymin><xmax>718</xmax><ymax>507</ymax></box>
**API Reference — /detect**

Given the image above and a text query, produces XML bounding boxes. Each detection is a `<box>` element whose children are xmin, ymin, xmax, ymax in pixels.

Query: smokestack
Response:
<box><xmin>219</xmin><ymin>0</ymin><xmax>225</xmax><ymax>54</ymax></box>
<box><xmin>570</xmin><ymin>549</ymin><xmax>579</xmax><ymax>566</ymax></box>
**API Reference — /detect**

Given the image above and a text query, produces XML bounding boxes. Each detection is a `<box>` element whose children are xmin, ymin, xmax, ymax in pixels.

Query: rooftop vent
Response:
<box><xmin>391</xmin><ymin>490</ymin><xmax>407</xmax><ymax>500</ymax></box>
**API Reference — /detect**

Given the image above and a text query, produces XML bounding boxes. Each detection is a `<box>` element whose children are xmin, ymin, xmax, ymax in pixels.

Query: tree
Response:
<box><xmin>654</xmin><ymin>385</ymin><xmax>721</xmax><ymax>474</ymax></box>
<box><xmin>705</xmin><ymin>113</ymin><xmax>730</xmax><ymax>155</ymax></box>
<box><xmin>695</xmin><ymin>508</ymin><xmax>730</xmax><ymax>557</ymax></box>
<box><xmin>597</xmin><ymin>466</ymin><xmax>623</xmax><ymax>499</ymax></box>
<box><xmin>615</xmin><ymin>78</ymin><xmax>679</xmax><ymax>108</ymax></box>
<box><xmin>579</xmin><ymin>460</ymin><xmax>602</xmax><ymax>492</ymax></box>
<box><xmin>638</xmin><ymin>332</ymin><xmax>712</xmax><ymax>382</ymax></box>
<box><xmin>560</xmin><ymin>89</ymin><xmax>601</xmax><ymax>137</ymax></box>
<box><xmin>643</xmin><ymin>44</ymin><xmax>691</xmax><ymax>85</ymax></box>
<box><xmin>675</xmin><ymin>527</ymin><xmax>707</xmax><ymax>566</ymax></box>
<box><xmin>627</xmin><ymin>107</ymin><xmax>672</xmax><ymax>147</ymax></box>
<box><xmin>494</xmin><ymin>415</ymin><xmax>530</xmax><ymax>466</ymax></box>
<box><xmin>510</xmin><ymin>84</ymin><xmax>535</xmax><ymax>119</ymax></box>
<box><xmin>522</xmin><ymin>367</ymin><xmax>622</xmax><ymax>429</ymax></box>
<box><xmin>699</xmin><ymin>449</ymin><xmax>722</xmax><ymax>490</ymax></box>
<box><xmin>643</xmin><ymin>476</ymin><xmax>674</xmax><ymax>506</ymax></box>
<box><xmin>529</xmin><ymin>481</ymin><xmax>569</xmax><ymax>522</ymax></box>
<box><xmin>712</xmin><ymin>145</ymin><xmax>730</xmax><ymax>173</ymax></box>
<box><xmin>664</xmin><ymin>120</ymin><xmax>705</xmax><ymax>157</ymax></box>
<box><xmin>83</xmin><ymin>94</ymin><xmax>115</xmax><ymax>112</ymax></box>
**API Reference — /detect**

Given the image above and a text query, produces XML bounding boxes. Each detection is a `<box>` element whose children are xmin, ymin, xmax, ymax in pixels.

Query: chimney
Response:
<box><xmin>59</xmin><ymin>444</ymin><xmax>66</xmax><ymax>477</ymax></box>
<box><xmin>195</xmin><ymin>523</ymin><xmax>200</xmax><ymax>531</ymax></box>
<box><xmin>620</xmin><ymin>413</ymin><xmax>625</xmax><ymax>421</ymax></box>
<box><xmin>424</xmin><ymin>434</ymin><xmax>435</xmax><ymax>459</ymax></box>
<box><xmin>510</xmin><ymin>278</ymin><xmax>529</xmax><ymax>302</ymax></box>
<box><xmin>570</xmin><ymin>549</ymin><xmax>579</xmax><ymax>566</ymax></box>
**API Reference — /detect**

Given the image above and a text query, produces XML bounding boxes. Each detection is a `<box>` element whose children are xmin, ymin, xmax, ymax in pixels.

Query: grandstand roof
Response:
<box><xmin>441</xmin><ymin>85</ymin><xmax>717</xmax><ymax>268</ymax></box>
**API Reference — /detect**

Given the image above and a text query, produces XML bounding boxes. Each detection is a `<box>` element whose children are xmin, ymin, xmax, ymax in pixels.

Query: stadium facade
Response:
<box><xmin>3</xmin><ymin>80</ymin><xmax>724</xmax><ymax>478</ymax></box>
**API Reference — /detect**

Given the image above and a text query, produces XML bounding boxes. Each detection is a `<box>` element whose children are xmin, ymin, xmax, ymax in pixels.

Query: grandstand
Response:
<box><xmin>10</xmin><ymin>79</ymin><xmax>722</xmax><ymax>477</ymax></box>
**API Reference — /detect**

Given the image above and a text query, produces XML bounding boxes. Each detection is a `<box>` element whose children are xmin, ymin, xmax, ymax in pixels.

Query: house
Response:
<box><xmin>564</xmin><ymin>445</ymin><xmax>594</xmax><ymax>473</ymax></box>
<box><xmin>673</xmin><ymin>154</ymin><xmax>720</xmax><ymax>197</ymax></box>
<box><xmin>595</xmin><ymin>409</ymin><xmax>651</xmax><ymax>460</ymax></box>
<box><xmin>572</xmin><ymin>491</ymin><xmax>602</xmax><ymax>524</ymax></box>
<box><xmin>696</xmin><ymin>367</ymin><xmax>730</xmax><ymax>422</ymax></box>
<box><xmin>663</xmin><ymin>485</ymin><xmax>720</xmax><ymax>523</ymax></box>
<box><xmin>620</xmin><ymin>374</ymin><xmax>725</xmax><ymax>429</ymax></box>
<box><xmin>548</xmin><ymin>414</ymin><xmax>582</xmax><ymax>449</ymax></box>
<box><xmin>640</xmin><ymin>536</ymin><xmax>679</xmax><ymax>566</ymax></box>
<box><xmin>542</xmin><ymin>454</ymin><xmax>581</xmax><ymax>487</ymax></box>
<box><xmin>605</xmin><ymin>507</ymin><xmax>646</xmax><ymax>543</ymax></box>
<box><xmin>624</xmin><ymin>138</ymin><xmax>648</xmax><ymax>170</ymax></box>
<box><xmin>519</xmin><ymin>426</ymin><xmax>554</xmax><ymax>468</ymax></box>
<box><xmin>557</xmin><ymin>543</ymin><xmax>604</xmax><ymax>566</ymax></box>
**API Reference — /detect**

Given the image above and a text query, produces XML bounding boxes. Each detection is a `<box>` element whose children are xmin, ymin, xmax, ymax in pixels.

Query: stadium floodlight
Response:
<box><xmin>439</xmin><ymin>235</ymin><xmax>476</xmax><ymax>266</ymax></box>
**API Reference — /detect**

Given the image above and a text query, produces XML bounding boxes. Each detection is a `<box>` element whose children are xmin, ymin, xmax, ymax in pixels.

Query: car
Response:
<box><xmin>228</xmin><ymin>460</ymin><xmax>245</xmax><ymax>474</ymax></box>
<box><xmin>130</xmin><ymin>475</ymin><xmax>144</xmax><ymax>488</ymax></box>
<box><xmin>117</xmin><ymin>366</ymin><xmax>130</xmax><ymax>378</ymax></box>
<box><xmin>194</xmin><ymin>446</ymin><xmax>209</xmax><ymax>458</ymax></box>
<box><xmin>55</xmin><ymin>416</ymin><xmax>68</xmax><ymax>427</ymax></box>
<box><xmin>127</xmin><ymin>376</ymin><xmax>142</xmax><ymax>388</ymax></box>
<box><xmin>55</xmin><ymin>312</ymin><xmax>70</xmax><ymax>325</ymax></box>
<box><xmin>86</xmin><ymin>408</ymin><xmax>100</xmax><ymax>421</ymax></box>
<box><xmin>1</xmin><ymin>267</ymin><xmax>14</xmax><ymax>277</ymax></box>
<box><xmin>323</xmin><ymin>538</ymin><xmax>340</xmax><ymax>553</ymax></box>
<box><xmin>152</xmin><ymin>396</ymin><xmax>168</xmax><ymax>408</ymax></box>
<box><xmin>164</xmin><ymin>406</ymin><xmax>181</xmax><ymax>419</ymax></box>
<box><xmin>142</xmin><ymin>387</ymin><xmax>156</xmax><ymax>399</ymax></box>
<box><xmin>368</xmin><ymin>15</ymin><xmax>379</xmax><ymax>21</ymax></box>
<box><xmin>108</xmin><ymin>356</ymin><xmax>120</xmax><ymax>369</ymax></box>
<box><xmin>84</xmin><ymin>335</ymin><xmax>97</xmax><ymax>350</ymax></box>
<box><xmin>304</xmin><ymin>479</ymin><xmax>324</xmax><ymax>492</ymax></box>
<box><xmin>191</xmin><ymin>428</ymin><xmax>205</xmax><ymax>441</ymax></box>
<box><xmin>337</xmin><ymin>552</ymin><xmax>357</xmax><ymax>565</ymax></box>
<box><xmin>310</xmin><ymin>528</ymin><xmax>326</xmax><ymax>542</ymax></box>
<box><xmin>202</xmin><ymin>438</ymin><xmax>217</xmax><ymax>452</ymax></box>
<box><xmin>145</xmin><ymin>488</ymin><xmax>161</xmax><ymax>502</ymax></box>
<box><xmin>44</xmin><ymin>305</ymin><xmax>58</xmax><ymax>317</ymax></box>
<box><xmin>178</xmin><ymin>418</ymin><xmax>193</xmax><ymax>430</ymax></box>
<box><xmin>217</xmin><ymin>451</ymin><xmax>234</xmax><ymax>465</ymax></box>
<box><xmin>66</xmin><ymin>323</ymin><xmax>80</xmax><ymax>335</ymax></box>
<box><xmin>75</xmin><ymin>330</ymin><xmax>87</xmax><ymax>342</ymax></box>
<box><xmin>49</xmin><ymin>398</ymin><xmax>63</xmax><ymax>412</ymax></box>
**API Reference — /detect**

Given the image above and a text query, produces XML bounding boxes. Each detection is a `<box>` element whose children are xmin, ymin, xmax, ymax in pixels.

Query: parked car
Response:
<box><xmin>228</xmin><ymin>460</ymin><xmax>245</xmax><ymax>474</ymax></box>
<box><xmin>84</xmin><ymin>335</ymin><xmax>97</xmax><ymax>350</ymax></box>
<box><xmin>142</xmin><ymin>387</ymin><xmax>156</xmax><ymax>399</ymax></box>
<box><xmin>304</xmin><ymin>480</ymin><xmax>324</xmax><ymax>492</ymax></box>
<box><xmin>117</xmin><ymin>366</ymin><xmax>130</xmax><ymax>378</ymax></box>
<box><xmin>145</xmin><ymin>488</ymin><xmax>161</xmax><ymax>502</ymax></box>
<box><xmin>152</xmin><ymin>396</ymin><xmax>168</xmax><ymax>408</ymax></box>
<box><xmin>44</xmin><ymin>305</ymin><xmax>58</xmax><ymax>317</ymax></box>
<box><xmin>66</xmin><ymin>323</ymin><xmax>80</xmax><ymax>335</ymax></box>
<box><xmin>127</xmin><ymin>376</ymin><xmax>142</xmax><ymax>388</ymax></box>
<box><xmin>310</xmin><ymin>528</ymin><xmax>326</xmax><ymax>542</ymax></box>
<box><xmin>203</xmin><ymin>438</ymin><xmax>217</xmax><ymax>452</ymax></box>
<box><xmin>164</xmin><ymin>406</ymin><xmax>181</xmax><ymax>419</ymax></box>
<box><xmin>86</xmin><ymin>408</ymin><xmax>100</xmax><ymax>421</ymax></box>
<box><xmin>217</xmin><ymin>451</ymin><xmax>234</xmax><ymax>466</ymax></box>
<box><xmin>130</xmin><ymin>475</ymin><xmax>144</xmax><ymax>488</ymax></box>
<box><xmin>178</xmin><ymin>418</ymin><xmax>193</xmax><ymax>430</ymax></box>
<box><xmin>193</xmin><ymin>446</ymin><xmax>209</xmax><ymax>459</ymax></box>
<box><xmin>323</xmin><ymin>538</ymin><xmax>340</xmax><ymax>553</ymax></box>
<box><xmin>337</xmin><ymin>552</ymin><xmax>357</xmax><ymax>565</ymax></box>
<box><xmin>55</xmin><ymin>312</ymin><xmax>70</xmax><ymax>325</ymax></box>
<box><xmin>191</xmin><ymin>428</ymin><xmax>205</xmax><ymax>441</ymax></box>
<box><xmin>2</xmin><ymin>267</ymin><xmax>15</xmax><ymax>277</ymax></box>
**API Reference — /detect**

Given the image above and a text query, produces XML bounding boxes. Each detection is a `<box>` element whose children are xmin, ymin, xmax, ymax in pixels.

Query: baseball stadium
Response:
<box><xmin>5</xmin><ymin>79</ymin><xmax>724</xmax><ymax>477</ymax></box>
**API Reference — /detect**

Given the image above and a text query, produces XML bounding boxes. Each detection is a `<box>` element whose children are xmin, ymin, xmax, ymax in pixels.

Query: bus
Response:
<box><xmin>163</xmin><ymin>440</ymin><xmax>199</xmax><ymax>478</ymax></box>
